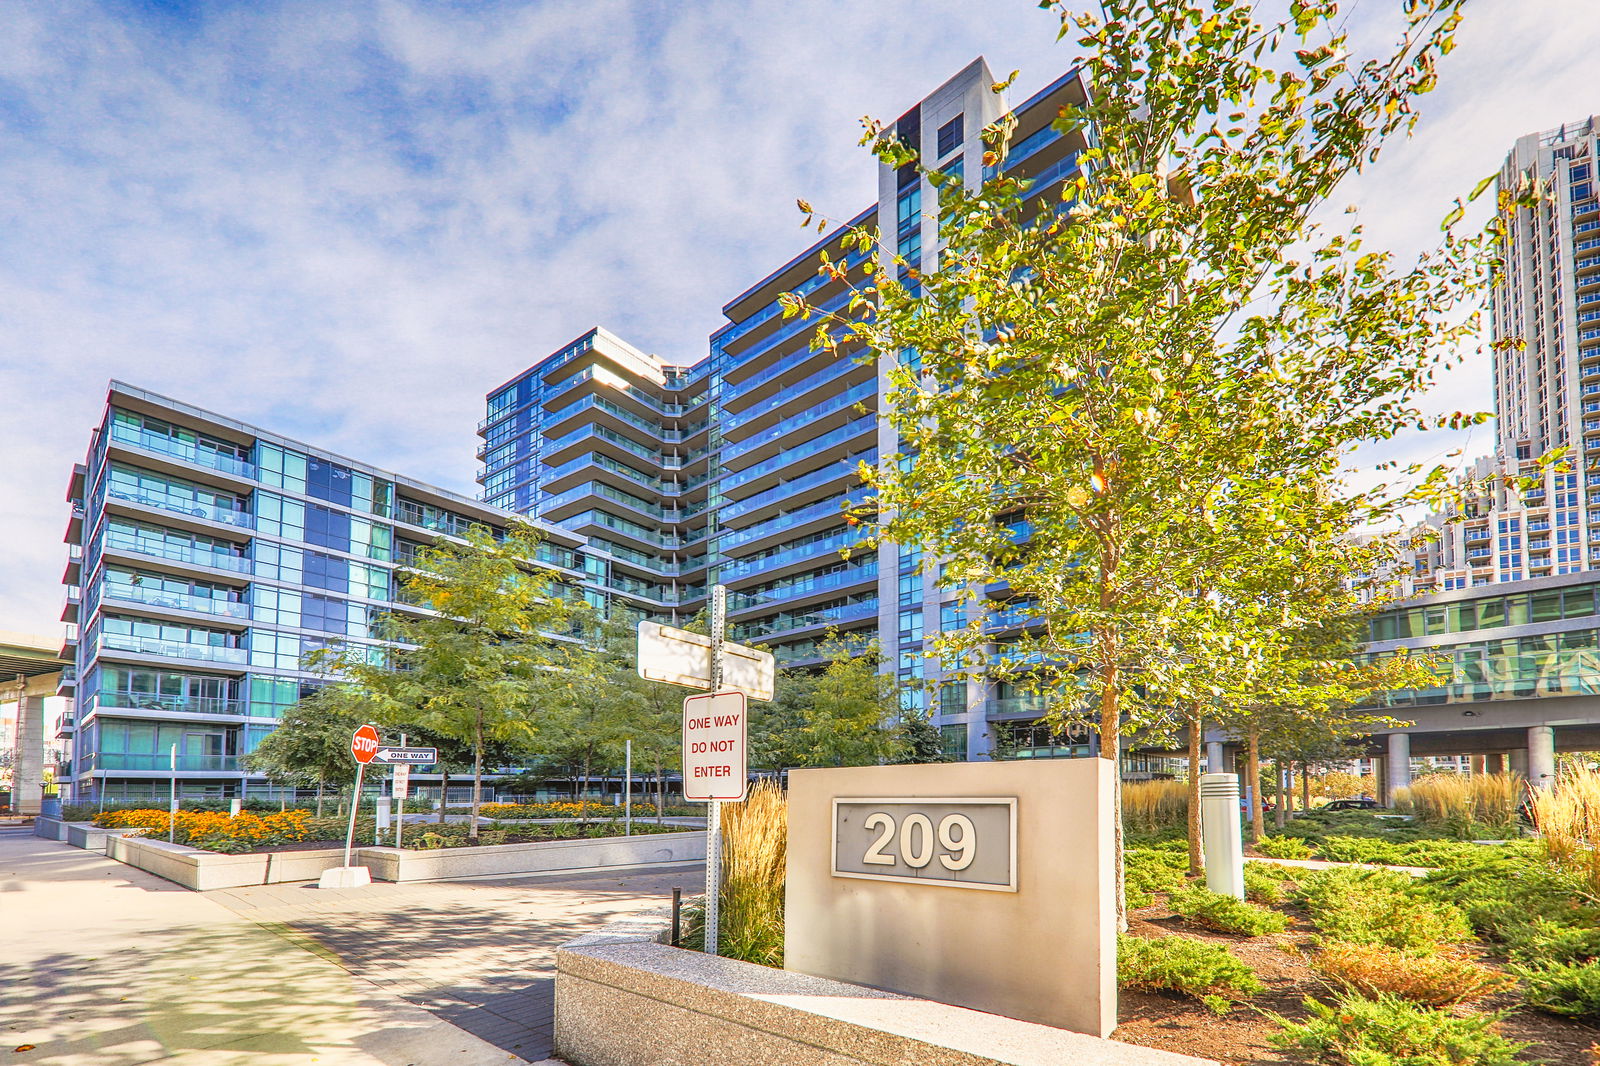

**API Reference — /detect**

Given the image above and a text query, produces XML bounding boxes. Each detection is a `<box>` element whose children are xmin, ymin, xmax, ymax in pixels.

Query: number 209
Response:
<box><xmin>861</xmin><ymin>811</ymin><xmax>976</xmax><ymax>871</ymax></box>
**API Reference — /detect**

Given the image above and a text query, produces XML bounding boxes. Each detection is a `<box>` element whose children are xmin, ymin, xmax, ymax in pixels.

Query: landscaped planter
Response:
<box><xmin>360</xmin><ymin>830</ymin><xmax>705</xmax><ymax>883</ymax></box>
<box><xmin>31</xmin><ymin>816</ymin><xmax>75</xmax><ymax>841</ymax></box>
<box><xmin>66</xmin><ymin>823</ymin><xmax>145</xmax><ymax>854</ymax></box>
<box><xmin>106</xmin><ymin>834</ymin><xmax>352</xmax><ymax>891</ymax></box>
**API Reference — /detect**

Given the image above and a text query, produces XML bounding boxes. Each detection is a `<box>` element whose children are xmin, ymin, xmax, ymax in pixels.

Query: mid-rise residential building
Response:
<box><xmin>59</xmin><ymin>382</ymin><xmax>634</xmax><ymax>805</ymax></box>
<box><xmin>478</xmin><ymin>59</ymin><xmax>1095</xmax><ymax>765</ymax></box>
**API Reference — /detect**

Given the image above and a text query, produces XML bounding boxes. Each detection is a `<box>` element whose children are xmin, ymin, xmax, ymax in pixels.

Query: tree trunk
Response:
<box><xmin>578</xmin><ymin>745</ymin><xmax>592</xmax><ymax>825</ymax></box>
<box><xmin>655</xmin><ymin>755</ymin><xmax>665</xmax><ymax>823</ymax></box>
<box><xmin>437</xmin><ymin>770</ymin><xmax>449</xmax><ymax>824</ymax></box>
<box><xmin>469</xmin><ymin>711</ymin><xmax>484</xmax><ymax>843</ymax></box>
<box><xmin>1302</xmin><ymin>764</ymin><xmax>1312</xmax><ymax>812</ymax></box>
<box><xmin>315</xmin><ymin>778</ymin><xmax>325</xmax><ymax>818</ymax></box>
<box><xmin>1186</xmin><ymin>714</ymin><xmax>1204</xmax><ymax>879</ymax></box>
<box><xmin>1275</xmin><ymin>763</ymin><xmax>1288</xmax><ymax>828</ymax></box>
<box><xmin>1247</xmin><ymin>730</ymin><xmax>1264</xmax><ymax>845</ymax></box>
<box><xmin>1096</xmin><ymin>623</ymin><xmax>1127</xmax><ymax>932</ymax></box>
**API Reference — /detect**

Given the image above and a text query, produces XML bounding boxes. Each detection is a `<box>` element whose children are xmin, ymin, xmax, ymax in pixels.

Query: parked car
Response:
<box><xmin>1324</xmin><ymin>797</ymin><xmax>1379</xmax><ymax>811</ymax></box>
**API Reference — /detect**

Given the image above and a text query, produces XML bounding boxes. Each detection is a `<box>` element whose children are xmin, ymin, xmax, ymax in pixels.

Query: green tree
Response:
<box><xmin>242</xmin><ymin>686</ymin><xmax>364</xmax><ymax>816</ymax></box>
<box><xmin>792</xmin><ymin>636</ymin><xmax>906</xmax><ymax>768</ymax></box>
<box><xmin>546</xmin><ymin>612</ymin><xmax>646</xmax><ymax>821</ymax></box>
<box><xmin>785</xmin><ymin>0</ymin><xmax>1494</xmax><ymax>923</ymax></box>
<box><xmin>330</xmin><ymin>523</ymin><xmax>579</xmax><ymax>841</ymax></box>
<box><xmin>895</xmin><ymin>709</ymin><xmax>951</xmax><ymax>765</ymax></box>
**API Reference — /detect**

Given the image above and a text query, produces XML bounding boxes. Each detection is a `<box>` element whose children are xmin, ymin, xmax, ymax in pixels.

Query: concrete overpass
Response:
<box><xmin>1</xmin><ymin>631</ymin><xmax>69</xmax><ymax>815</ymax></box>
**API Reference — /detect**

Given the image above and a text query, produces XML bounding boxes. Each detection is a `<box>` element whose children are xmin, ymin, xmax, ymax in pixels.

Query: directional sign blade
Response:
<box><xmin>373</xmin><ymin>747</ymin><xmax>437</xmax><ymax>764</ymax></box>
<box><xmin>637</xmin><ymin>621</ymin><xmax>775</xmax><ymax>701</ymax></box>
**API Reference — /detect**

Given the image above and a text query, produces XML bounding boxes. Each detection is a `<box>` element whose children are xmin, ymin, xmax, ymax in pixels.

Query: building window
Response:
<box><xmin>939</xmin><ymin>724</ymin><xmax>968</xmax><ymax>761</ymax></box>
<box><xmin>937</xmin><ymin>114</ymin><xmax>963</xmax><ymax>159</ymax></box>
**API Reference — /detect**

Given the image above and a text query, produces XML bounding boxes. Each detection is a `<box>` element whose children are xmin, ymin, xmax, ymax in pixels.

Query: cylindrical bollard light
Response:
<box><xmin>1199</xmin><ymin>772</ymin><xmax>1245</xmax><ymax>900</ymax></box>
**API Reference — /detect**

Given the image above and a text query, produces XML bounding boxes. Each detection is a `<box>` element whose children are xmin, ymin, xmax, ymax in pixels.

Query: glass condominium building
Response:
<box><xmin>478</xmin><ymin>59</ymin><xmax>1099</xmax><ymax>765</ymax></box>
<box><xmin>59</xmin><ymin>381</ymin><xmax>637</xmax><ymax>805</ymax></box>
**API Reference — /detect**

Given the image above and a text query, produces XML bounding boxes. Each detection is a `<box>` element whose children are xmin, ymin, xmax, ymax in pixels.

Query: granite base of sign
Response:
<box><xmin>361</xmin><ymin>830</ymin><xmax>705</xmax><ymax>883</ymax></box>
<box><xmin>554</xmin><ymin>913</ymin><xmax>1216</xmax><ymax>1066</ymax></box>
<box><xmin>318</xmin><ymin>865</ymin><xmax>372</xmax><ymax>890</ymax></box>
<box><xmin>66</xmin><ymin>823</ymin><xmax>145</xmax><ymax>853</ymax></box>
<box><xmin>105</xmin><ymin>835</ymin><xmax>354</xmax><ymax>891</ymax></box>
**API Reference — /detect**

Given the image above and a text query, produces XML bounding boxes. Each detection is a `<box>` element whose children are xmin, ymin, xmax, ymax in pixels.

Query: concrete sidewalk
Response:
<box><xmin>0</xmin><ymin>828</ymin><xmax>700</xmax><ymax>1065</ymax></box>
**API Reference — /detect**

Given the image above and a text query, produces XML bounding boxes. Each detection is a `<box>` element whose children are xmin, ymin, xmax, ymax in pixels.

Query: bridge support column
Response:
<box><xmin>1509</xmin><ymin>747</ymin><xmax>1530</xmax><ymax>778</ymax></box>
<box><xmin>1528</xmin><ymin>726</ymin><xmax>1557</xmax><ymax>790</ymax></box>
<box><xmin>1206</xmin><ymin>741</ymin><xmax>1224</xmax><ymax>774</ymax></box>
<box><xmin>1386</xmin><ymin>733</ymin><xmax>1411</xmax><ymax>800</ymax></box>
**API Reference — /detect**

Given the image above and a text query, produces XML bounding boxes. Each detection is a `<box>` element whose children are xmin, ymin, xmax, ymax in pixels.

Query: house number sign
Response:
<box><xmin>831</xmin><ymin>797</ymin><xmax>1017</xmax><ymax>891</ymax></box>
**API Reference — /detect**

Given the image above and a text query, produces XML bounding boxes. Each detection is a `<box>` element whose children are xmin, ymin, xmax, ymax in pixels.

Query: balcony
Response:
<box><xmin>96</xmin><ymin>632</ymin><xmax>248</xmax><ymax>665</ymax></box>
<box><xmin>108</xmin><ymin>486</ymin><xmax>252</xmax><ymax>529</ymax></box>
<box><xmin>721</xmin><ymin>415</ymin><xmax>876</xmax><ymax>492</ymax></box>
<box><xmin>729</xmin><ymin>597</ymin><xmax>878</xmax><ymax>643</ymax></box>
<box><xmin>101</xmin><ymin>583</ymin><xmax>250</xmax><ymax>620</ymax></box>
<box><xmin>109</xmin><ymin>424</ymin><xmax>255</xmax><ymax>481</ymax></box>
<box><xmin>721</xmin><ymin>356</ymin><xmax>863</xmax><ymax>433</ymax></box>
<box><xmin>86</xmin><ymin>690</ymin><xmax>247</xmax><ymax>717</ymax></box>
<box><xmin>728</xmin><ymin>562</ymin><xmax>879</xmax><ymax>613</ymax></box>
<box><xmin>721</xmin><ymin>452</ymin><xmax>873</xmax><ymax>523</ymax></box>
<box><xmin>90</xmin><ymin>753</ymin><xmax>241</xmax><ymax>773</ymax></box>
<box><xmin>985</xmin><ymin>696</ymin><xmax>1053</xmax><ymax>718</ymax></box>
<box><xmin>720</xmin><ymin>494</ymin><xmax>857</xmax><ymax>552</ymax></box>
<box><xmin>721</xmin><ymin>381</ymin><xmax>876</xmax><ymax>464</ymax></box>
<box><xmin>720</xmin><ymin>528</ymin><xmax>869</xmax><ymax>581</ymax></box>
<box><xmin>102</xmin><ymin>530</ymin><xmax>252</xmax><ymax>574</ymax></box>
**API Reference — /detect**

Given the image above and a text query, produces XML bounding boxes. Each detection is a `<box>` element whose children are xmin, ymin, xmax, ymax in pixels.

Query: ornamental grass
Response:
<box><xmin>718</xmin><ymin>780</ymin><xmax>787</xmax><ymax>968</ymax></box>
<box><xmin>1393</xmin><ymin>773</ymin><xmax>1521</xmax><ymax>835</ymax></box>
<box><xmin>1530</xmin><ymin>765</ymin><xmax>1600</xmax><ymax>897</ymax></box>
<box><xmin>1122</xmin><ymin>780</ymin><xmax>1189</xmax><ymax>833</ymax></box>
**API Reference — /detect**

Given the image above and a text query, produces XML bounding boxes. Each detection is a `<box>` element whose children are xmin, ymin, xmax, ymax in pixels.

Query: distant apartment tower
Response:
<box><xmin>1389</xmin><ymin>117</ymin><xmax>1600</xmax><ymax>593</ymax></box>
<box><xmin>479</xmin><ymin>59</ymin><xmax>1093</xmax><ymax>763</ymax></box>
<box><xmin>61</xmin><ymin>382</ymin><xmax>613</xmax><ymax>804</ymax></box>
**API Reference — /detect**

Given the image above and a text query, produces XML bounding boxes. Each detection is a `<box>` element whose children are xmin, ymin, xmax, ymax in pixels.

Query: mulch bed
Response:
<box><xmin>1112</xmin><ymin>903</ymin><xmax>1600</xmax><ymax>1066</ymax></box>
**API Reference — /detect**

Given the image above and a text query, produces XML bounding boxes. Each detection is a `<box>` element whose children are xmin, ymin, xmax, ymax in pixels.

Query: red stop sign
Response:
<box><xmin>351</xmin><ymin>724</ymin><xmax>381</xmax><ymax>764</ymax></box>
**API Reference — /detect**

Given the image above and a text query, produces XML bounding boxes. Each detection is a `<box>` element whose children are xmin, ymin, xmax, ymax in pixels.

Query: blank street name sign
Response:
<box><xmin>682</xmin><ymin>690</ymin><xmax>748</xmax><ymax>802</ymax></box>
<box><xmin>832</xmin><ymin>798</ymin><xmax>1017</xmax><ymax>891</ymax></box>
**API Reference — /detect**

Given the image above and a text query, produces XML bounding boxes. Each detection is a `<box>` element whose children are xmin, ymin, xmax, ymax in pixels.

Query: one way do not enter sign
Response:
<box><xmin>682</xmin><ymin>690</ymin><xmax>748</xmax><ymax>802</ymax></box>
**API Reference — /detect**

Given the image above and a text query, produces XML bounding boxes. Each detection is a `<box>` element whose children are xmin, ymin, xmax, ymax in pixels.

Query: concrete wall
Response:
<box><xmin>106</xmin><ymin>835</ymin><xmax>351</xmax><ymax>891</ymax></box>
<box><xmin>32</xmin><ymin>816</ymin><xmax>71</xmax><ymax>841</ymax></box>
<box><xmin>361</xmin><ymin>830</ymin><xmax>704</xmax><ymax>883</ymax></box>
<box><xmin>555</xmin><ymin>914</ymin><xmax>1213</xmax><ymax>1066</ymax></box>
<box><xmin>66</xmin><ymin>823</ymin><xmax>144</xmax><ymax>853</ymax></box>
<box><xmin>786</xmin><ymin>760</ymin><xmax>1117</xmax><ymax>1038</ymax></box>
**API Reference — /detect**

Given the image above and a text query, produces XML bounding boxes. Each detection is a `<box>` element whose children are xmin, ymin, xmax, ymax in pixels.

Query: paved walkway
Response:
<box><xmin>0</xmin><ymin>828</ymin><xmax>702</xmax><ymax>1065</ymax></box>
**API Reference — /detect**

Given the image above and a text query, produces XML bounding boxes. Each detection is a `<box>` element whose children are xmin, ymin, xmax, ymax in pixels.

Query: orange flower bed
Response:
<box><xmin>93</xmin><ymin>808</ymin><xmax>313</xmax><ymax>852</ymax></box>
<box><xmin>480</xmin><ymin>801</ymin><xmax>620</xmax><ymax>819</ymax></box>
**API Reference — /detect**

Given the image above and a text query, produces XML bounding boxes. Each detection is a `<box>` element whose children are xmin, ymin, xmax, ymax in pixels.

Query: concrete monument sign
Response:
<box><xmin>786</xmin><ymin>759</ymin><xmax>1116</xmax><ymax>1037</ymax></box>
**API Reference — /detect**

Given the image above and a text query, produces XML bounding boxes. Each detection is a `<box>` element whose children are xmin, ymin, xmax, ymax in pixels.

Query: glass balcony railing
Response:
<box><xmin>729</xmin><ymin>562</ymin><xmax>878</xmax><ymax>612</ymax></box>
<box><xmin>722</xmin><ymin>415</ymin><xmax>876</xmax><ymax>491</ymax></box>
<box><xmin>985</xmin><ymin>696</ymin><xmax>1052</xmax><ymax>717</ymax></box>
<box><xmin>719</xmin><ymin>252</ymin><xmax>870</xmax><ymax>357</ymax></box>
<box><xmin>561</xmin><ymin>510</ymin><xmax>683</xmax><ymax>549</ymax></box>
<box><xmin>541</xmin><ymin>451</ymin><xmax>666</xmax><ymax>495</ymax></box>
<box><xmin>542</xmin><ymin>480</ymin><xmax>667</xmax><ymax>520</ymax></box>
<box><xmin>721</xmin><ymin>452</ymin><xmax>874</xmax><ymax>524</ymax></box>
<box><xmin>730</xmin><ymin>598</ymin><xmax>878</xmax><ymax>642</ymax></box>
<box><xmin>721</xmin><ymin>528</ymin><xmax>869</xmax><ymax>580</ymax></box>
<box><xmin>102</xmin><ymin>583</ymin><xmax>250</xmax><ymax>619</ymax></box>
<box><xmin>91</xmin><ymin>752</ymin><xmax>241</xmax><ymax>772</ymax></box>
<box><xmin>108</xmin><ymin>486</ymin><xmax>252</xmax><ymax>529</ymax></box>
<box><xmin>722</xmin><ymin>357</ymin><xmax>863</xmax><ymax>432</ymax></box>
<box><xmin>721</xmin><ymin>494</ymin><xmax>857</xmax><ymax>551</ymax></box>
<box><xmin>544</xmin><ymin>422</ymin><xmax>664</xmax><ymax>466</ymax></box>
<box><xmin>87</xmin><ymin>691</ymin><xmax>247</xmax><ymax>717</ymax></box>
<box><xmin>722</xmin><ymin>382</ymin><xmax>876</xmax><ymax>463</ymax></box>
<box><xmin>103</xmin><ymin>529</ymin><xmax>252</xmax><ymax>573</ymax></box>
<box><xmin>97</xmin><ymin>631</ymin><xmax>248</xmax><ymax>665</ymax></box>
<box><xmin>110</xmin><ymin>424</ymin><xmax>256</xmax><ymax>479</ymax></box>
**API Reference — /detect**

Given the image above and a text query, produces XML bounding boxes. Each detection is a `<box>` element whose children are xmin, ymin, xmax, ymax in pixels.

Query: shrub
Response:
<box><xmin>1269</xmin><ymin>991</ymin><xmax>1527</xmax><ymax>1066</ymax></box>
<box><xmin>1296</xmin><ymin>867</ymin><xmax>1472</xmax><ymax>950</ymax></box>
<box><xmin>718</xmin><ymin>781</ymin><xmax>786</xmax><ymax>968</ymax></box>
<box><xmin>1244</xmin><ymin>865</ymin><xmax>1290</xmax><ymax>905</ymax></box>
<box><xmin>1255</xmin><ymin>835</ymin><xmax>1314</xmax><ymax>860</ymax></box>
<box><xmin>1167</xmin><ymin>886</ymin><xmax>1288</xmax><ymax>936</ymax></box>
<box><xmin>1122</xmin><ymin>780</ymin><xmax>1189</xmax><ymax>832</ymax></box>
<box><xmin>1117</xmin><ymin>933</ymin><xmax>1263</xmax><ymax>1012</ymax></box>
<box><xmin>1515</xmin><ymin>960</ymin><xmax>1600</xmax><ymax>1022</ymax></box>
<box><xmin>1125</xmin><ymin>846</ymin><xmax>1188</xmax><ymax>909</ymax></box>
<box><xmin>1500</xmin><ymin>917</ymin><xmax>1600</xmax><ymax>966</ymax></box>
<box><xmin>1310</xmin><ymin>942</ymin><xmax>1517</xmax><ymax>1007</ymax></box>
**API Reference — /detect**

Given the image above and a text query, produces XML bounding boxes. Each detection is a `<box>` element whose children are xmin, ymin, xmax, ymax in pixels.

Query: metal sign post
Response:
<box><xmin>168</xmin><ymin>744</ymin><xmax>178</xmax><ymax>843</ymax></box>
<box><xmin>706</xmin><ymin>585</ymin><xmax>725</xmax><ymax>957</ymax></box>
<box><xmin>393</xmin><ymin>733</ymin><xmax>408</xmax><ymax>849</ymax></box>
<box><xmin>625</xmin><ymin>738</ymin><xmax>633</xmax><ymax>837</ymax></box>
<box><xmin>344</xmin><ymin>724</ymin><xmax>380</xmax><ymax>870</ymax></box>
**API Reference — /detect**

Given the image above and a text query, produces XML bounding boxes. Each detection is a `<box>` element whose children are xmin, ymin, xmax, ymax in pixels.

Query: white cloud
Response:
<box><xmin>0</xmin><ymin>0</ymin><xmax>1596</xmax><ymax>636</ymax></box>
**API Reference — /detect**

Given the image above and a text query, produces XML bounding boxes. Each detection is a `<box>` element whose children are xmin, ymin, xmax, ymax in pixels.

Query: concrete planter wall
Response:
<box><xmin>106</xmin><ymin>835</ymin><xmax>352</xmax><ymax>891</ymax></box>
<box><xmin>361</xmin><ymin>830</ymin><xmax>705</xmax><ymax>883</ymax></box>
<box><xmin>555</xmin><ymin>915</ymin><xmax>1218</xmax><ymax>1066</ymax></box>
<box><xmin>32</xmin><ymin>816</ymin><xmax>75</xmax><ymax>841</ymax></box>
<box><xmin>66</xmin><ymin>823</ymin><xmax>146</xmax><ymax>854</ymax></box>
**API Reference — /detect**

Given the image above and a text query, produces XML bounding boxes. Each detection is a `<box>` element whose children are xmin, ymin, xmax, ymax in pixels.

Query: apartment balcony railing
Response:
<box><xmin>721</xmin><ymin>452</ymin><xmax>874</xmax><ymax>523</ymax></box>
<box><xmin>110</xmin><ymin>424</ymin><xmax>256</xmax><ymax>480</ymax></box>
<box><xmin>721</xmin><ymin>357</ymin><xmax>862</xmax><ymax>432</ymax></box>
<box><xmin>102</xmin><ymin>583</ymin><xmax>250</xmax><ymax>619</ymax></box>
<box><xmin>88</xmin><ymin>752</ymin><xmax>241</xmax><ymax>773</ymax></box>
<box><xmin>108</xmin><ymin>486</ymin><xmax>252</xmax><ymax>529</ymax></box>
<box><xmin>541</xmin><ymin>451</ymin><xmax>666</xmax><ymax>494</ymax></box>
<box><xmin>728</xmin><ymin>562</ymin><xmax>879</xmax><ymax>612</ymax></box>
<box><xmin>560</xmin><ymin>509</ymin><xmax>683</xmax><ymax>549</ymax></box>
<box><xmin>720</xmin><ymin>528</ymin><xmax>869</xmax><ymax>581</ymax></box>
<box><xmin>721</xmin><ymin>414</ymin><xmax>876</xmax><ymax>492</ymax></box>
<box><xmin>542</xmin><ymin>480</ymin><xmax>668</xmax><ymax>520</ymax></box>
<box><xmin>729</xmin><ymin>598</ymin><xmax>878</xmax><ymax>642</ymax></box>
<box><xmin>544</xmin><ymin>422</ymin><xmax>664</xmax><ymax>466</ymax></box>
<box><xmin>103</xmin><ymin>530</ymin><xmax>252</xmax><ymax>573</ymax></box>
<box><xmin>721</xmin><ymin>381</ymin><xmax>876</xmax><ymax>464</ymax></box>
<box><xmin>721</xmin><ymin>495</ymin><xmax>856</xmax><ymax>552</ymax></box>
<box><xmin>86</xmin><ymin>691</ymin><xmax>247</xmax><ymax>717</ymax></box>
<box><xmin>985</xmin><ymin>696</ymin><xmax>1053</xmax><ymax>717</ymax></box>
<box><xmin>97</xmin><ymin>632</ymin><xmax>248</xmax><ymax>665</ymax></box>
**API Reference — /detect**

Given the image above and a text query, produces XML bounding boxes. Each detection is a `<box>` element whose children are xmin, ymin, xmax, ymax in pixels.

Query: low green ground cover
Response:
<box><xmin>1117</xmin><ymin>932</ymin><xmax>1264</xmax><ymax>1014</ymax></box>
<box><xmin>1268</xmin><ymin>991</ymin><xmax>1528</xmax><ymax>1066</ymax></box>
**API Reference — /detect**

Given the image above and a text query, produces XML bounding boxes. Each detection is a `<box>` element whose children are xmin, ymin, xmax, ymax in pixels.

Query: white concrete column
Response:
<box><xmin>1528</xmin><ymin>725</ymin><xmax>1557</xmax><ymax>789</ymax></box>
<box><xmin>1205</xmin><ymin>741</ymin><xmax>1224</xmax><ymax>774</ymax></box>
<box><xmin>1386</xmin><ymin>733</ymin><xmax>1412</xmax><ymax>799</ymax></box>
<box><xmin>13</xmin><ymin>695</ymin><xmax>45</xmax><ymax>816</ymax></box>
<box><xmin>1509</xmin><ymin>747</ymin><xmax>1530</xmax><ymax>778</ymax></box>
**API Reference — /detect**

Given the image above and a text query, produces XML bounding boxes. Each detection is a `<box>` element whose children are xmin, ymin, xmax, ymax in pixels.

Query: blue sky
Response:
<box><xmin>1</xmin><ymin>0</ymin><xmax>1597</xmax><ymax>637</ymax></box>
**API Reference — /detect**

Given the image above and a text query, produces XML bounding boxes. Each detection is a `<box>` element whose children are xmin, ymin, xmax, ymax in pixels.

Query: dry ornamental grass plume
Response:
<box><xmin>1531</xmin><ymin>765</ymin><xmax>1600</xmax><ymax>896</ymax></box>
<box><xmin>718</xmin><ymin>781</ymin><xmax>788</xmax><ymax>967</ymax></box>
<box><xmin>1393</xmin><ymin>772</ymin><xmax>1522</xmax><ymax>833</ymax></box>
<box><xmin>1310</xmin><ymin>941</ymin><xmax>1517</xmax><ymax>1007</ymax></box>
<box><xmin>1122</xmin><ymin>780</ymin><xmax>1189</xmax><ymax>832</ymax></box>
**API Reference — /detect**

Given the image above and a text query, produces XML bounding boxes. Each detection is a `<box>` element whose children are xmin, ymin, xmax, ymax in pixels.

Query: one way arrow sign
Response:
<box><xmin>373</xmin><ymin>747</ymin><xmax>437</xmax><ymax>765</ymax></box>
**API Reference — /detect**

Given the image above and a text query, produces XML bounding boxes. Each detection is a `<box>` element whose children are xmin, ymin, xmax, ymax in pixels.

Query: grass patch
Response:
<box><xmin>1167</xmin><ymin>886</ymin><xmax>1289</xmax><ymax>936</ymax></box>
<box><xmin>1309</xmin><ymin>942</ymin><xmax>1516</xmax><ymax>1007</ymax></box>
<box><xmin>1269</xmin><ymin>990</ymin><xmax>1528</xmax><ymax>1066</ymax></box>
<box><xmin>1118</xmin><ymin>933</ymin><xmax>1263</xmax><ymax>1013</ymax></box>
